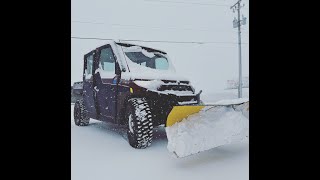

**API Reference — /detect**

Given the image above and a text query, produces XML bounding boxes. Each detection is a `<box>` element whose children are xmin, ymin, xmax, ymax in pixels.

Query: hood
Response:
<box><xmin>121</xmin><ymin>71</ymin><xmax>190</xmax><ymax>82</ymax></box>
<box><xmin>133</xmin><ymin>79</ymin><xmax>195</xmax><ymax>95</ymax></box>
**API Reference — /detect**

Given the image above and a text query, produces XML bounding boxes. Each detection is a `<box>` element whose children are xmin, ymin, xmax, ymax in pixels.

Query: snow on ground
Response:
<box><xmin>72</xmin><ymin>89</ymin><xmax>249</xmax><ymax>180</ymax></box>
<box><xmin>201</xmin><ymin>88</ymin><xmax>249</xmax><ymax>103</ymax></box>
<box><xmin>210</xmin><ymin>98</ymin><xmax>249</xmax><ymax>105</ymax></box>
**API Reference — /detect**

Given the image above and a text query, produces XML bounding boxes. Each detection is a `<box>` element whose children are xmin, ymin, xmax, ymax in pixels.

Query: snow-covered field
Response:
<box><xmin>71</xmin><ymin>89</ymin><xmax>249</xmax><ymax>180</ymax></box>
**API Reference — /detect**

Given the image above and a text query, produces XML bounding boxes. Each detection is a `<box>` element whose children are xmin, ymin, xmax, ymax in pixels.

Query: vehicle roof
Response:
<box><xmin>89</xmin><ymin>40</ymin><xmax>167</xmax><ymax>55</ymax></box>
<box><xmin>115</xmin><ymin>42</ymin><xmax>167</xmax><ymax>54</ymax></box>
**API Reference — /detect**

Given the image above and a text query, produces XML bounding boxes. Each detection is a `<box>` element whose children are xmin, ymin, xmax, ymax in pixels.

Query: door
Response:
<box><xmin>93</xmin><ymin>44</ymin><xmax>119</xmax><ymax>122</ymax></box>
<box><xmin>82</xmin><ymin>51</ymin><xmax>97</xmax><ymax>119</ymax></box>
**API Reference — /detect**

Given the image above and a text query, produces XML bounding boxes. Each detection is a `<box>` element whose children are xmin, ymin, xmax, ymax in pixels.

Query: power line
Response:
<box><xmin>143</xmin><ymin>0</ymin><xmax>248</xmax><ymax>8</ymax></box>
<box><xmin>71</xmin><ymin>36</ymin><xmax>248</xmax><ymax>44</ymax></box>
<box><xmin>143</xmin><ymin>0</ymin><xmax>230</xmax><ymax>6</ymax></box>
<box><xmin>71</xmin><ymin>20</ymin><xmax>104</xmax><ymax>24</ymax></box>
<box><xmin>71</xmin><ymin>36</ymin><xmax>113</xmax><ymax>41</ymax></box>
<box><xmin>71</xmin><ymin>21</ymin><xmax>249</xmax><ymax>33</ymax></box>
<box><xmin>111</xmin><ymin>23</ymin><xmax>215</xmax><ymax>32</ymax></box>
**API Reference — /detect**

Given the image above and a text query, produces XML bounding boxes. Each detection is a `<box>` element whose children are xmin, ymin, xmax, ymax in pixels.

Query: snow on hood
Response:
<box><xmin>134</xmin><ymin>80</ymin><xmax>194</xmax><ymax>96</ymax></box>
<box><xmin>134</xmin><ymin>80</ymin><xmax>164</xmax><ymax>90</ymax></box>
<box><xmin>122</xmin><ymin>72</ymin><xmax>189</xmax><ymax>82</ymax></box>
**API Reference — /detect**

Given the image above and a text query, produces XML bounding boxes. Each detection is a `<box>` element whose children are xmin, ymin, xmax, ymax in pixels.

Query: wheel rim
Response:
<box><xmin>128</xmin><ymin>114</ymin><xmax>134</xmax><ymax>134</ymax></box>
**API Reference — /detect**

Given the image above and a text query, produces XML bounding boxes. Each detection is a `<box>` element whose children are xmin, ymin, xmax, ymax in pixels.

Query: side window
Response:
<box><xmin>85</xmin><ymin>54</ymin><xmax>93</xmax><ymax>79</ymax></box>
<box><xmin>99</xmin><ymin>47</ymin><xmax>115</xmax><ymax>73</ymax></box>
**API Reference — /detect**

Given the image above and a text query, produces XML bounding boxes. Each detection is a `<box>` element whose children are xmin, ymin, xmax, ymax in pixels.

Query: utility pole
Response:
<box><xmin>231</xmin><ymin>0</ymin><xmax>246</xmax><ymax>98</ymax></box>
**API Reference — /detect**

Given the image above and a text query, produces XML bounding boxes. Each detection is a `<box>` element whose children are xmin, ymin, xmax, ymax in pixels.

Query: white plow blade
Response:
<box><xmin>166</xmin><ymin>101</ymin><xmax>249</xmax><ymax>158</ymax></box>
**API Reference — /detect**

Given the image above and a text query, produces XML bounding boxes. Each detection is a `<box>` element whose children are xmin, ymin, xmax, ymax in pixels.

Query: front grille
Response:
<box><xmin>158</xmin><ymin>85</ymin><xmax>193</xmax><ymax>92</ymax></box>
<box><xmin>176</xmin><ymin>95</ymin><xmax>196</xmax><ymax>102</ymax></box>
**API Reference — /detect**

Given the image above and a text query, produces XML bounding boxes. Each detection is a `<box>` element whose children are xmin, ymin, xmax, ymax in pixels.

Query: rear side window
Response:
<box><xmin>99</xmin><ymin>47</ymin><xmax>115</xmax><ymax>73</ymax></box>
<box><xmin>85</xmin><ymin>54</ymin><xmax>93</xmax><ymax>79</ymax></box>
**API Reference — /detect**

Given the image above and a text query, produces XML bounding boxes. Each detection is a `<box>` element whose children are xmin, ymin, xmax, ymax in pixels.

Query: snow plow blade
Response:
<box><xmin>165</xmin><ymin>99</ymin><xmax>249</xmax><ymax>158</ymax></box>
<box><xmin>166</xmin><ymin>106</ymin><xmax>205</xmax><ymax>127</ymax></box>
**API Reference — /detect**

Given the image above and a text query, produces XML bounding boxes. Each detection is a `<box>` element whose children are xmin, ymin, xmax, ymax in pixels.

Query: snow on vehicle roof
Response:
<box><xmin>116</xmin><ymin>42</ymin><xmax>167</xmax><ymax>54</ymax></box>
<box><xmin>93</xmin><ymin>40</ymin><xmax>166</xmax><ymax>55</ymax></box>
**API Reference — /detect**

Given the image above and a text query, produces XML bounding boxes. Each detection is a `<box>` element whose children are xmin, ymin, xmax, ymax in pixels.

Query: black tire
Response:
<box><xmin>74</xmin><ymin>99</ymin><xmax>90</xmax><ymax>126</ymax></box>
<box><xmin>126</xmin><ymin>98</ymin><xmax>153</xmax><ymax>149</ymax></box>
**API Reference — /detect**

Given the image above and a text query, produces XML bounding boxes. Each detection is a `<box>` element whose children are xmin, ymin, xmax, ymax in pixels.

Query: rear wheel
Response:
<box><xmin>126</xmin><ymin>98</ymin><xmax>153</xmax><ymax>149</ymax></box>
<box><xmin>74</xmin><ymin>99</ymin><xmax>90</xmax><ymax>126</ymax></box>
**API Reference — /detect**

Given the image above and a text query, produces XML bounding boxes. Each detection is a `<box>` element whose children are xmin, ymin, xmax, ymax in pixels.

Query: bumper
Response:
<box><xmin>146</xmin><ymin>90</ymin><xmax>202</xmax><ymax>126</ymax></box>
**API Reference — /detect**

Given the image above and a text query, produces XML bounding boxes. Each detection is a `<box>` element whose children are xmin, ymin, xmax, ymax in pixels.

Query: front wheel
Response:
<box><xmin>126</xmin><ymin>98</ymin><xmax>153</xmax><ymax>149</ymax></box>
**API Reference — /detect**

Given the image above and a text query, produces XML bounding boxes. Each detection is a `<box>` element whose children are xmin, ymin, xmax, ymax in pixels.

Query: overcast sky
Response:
<box><xmin>71</xmin><ymin>0</ymin><xmax>249</xmax><ymax>93</ymax></box>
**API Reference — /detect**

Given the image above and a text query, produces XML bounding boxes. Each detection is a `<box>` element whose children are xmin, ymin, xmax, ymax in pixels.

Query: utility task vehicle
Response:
<box><xmin>73</xmin><ymin>40</ymin><xmax>249</xmax><ymax>157</ymax></box>
<box><xmin>73</xmin><ymin>40</ymin><xmax>202</xmax><ymax>148</ymax></box>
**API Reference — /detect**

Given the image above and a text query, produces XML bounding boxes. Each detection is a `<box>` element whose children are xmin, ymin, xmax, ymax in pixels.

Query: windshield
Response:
<box><xmin>120</xmin><ymin>45</ymin><xmax>171</xmax><ymax>71</ymax></box>
<box><xmin>125</xmin><ymin>52</ymin><xmax>169</xmax><ymax>70</ymax></box>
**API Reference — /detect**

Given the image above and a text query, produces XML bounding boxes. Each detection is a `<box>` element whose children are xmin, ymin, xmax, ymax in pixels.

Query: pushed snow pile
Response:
<box><xmin>210</xmin><ymin>98</ymin><xmax>249</xmax><ymax>105</ymax></box>
<box><xmin>166</xmin><ymin>105</ymin><xmax>249</xmax><ymax>158</ymax></box>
